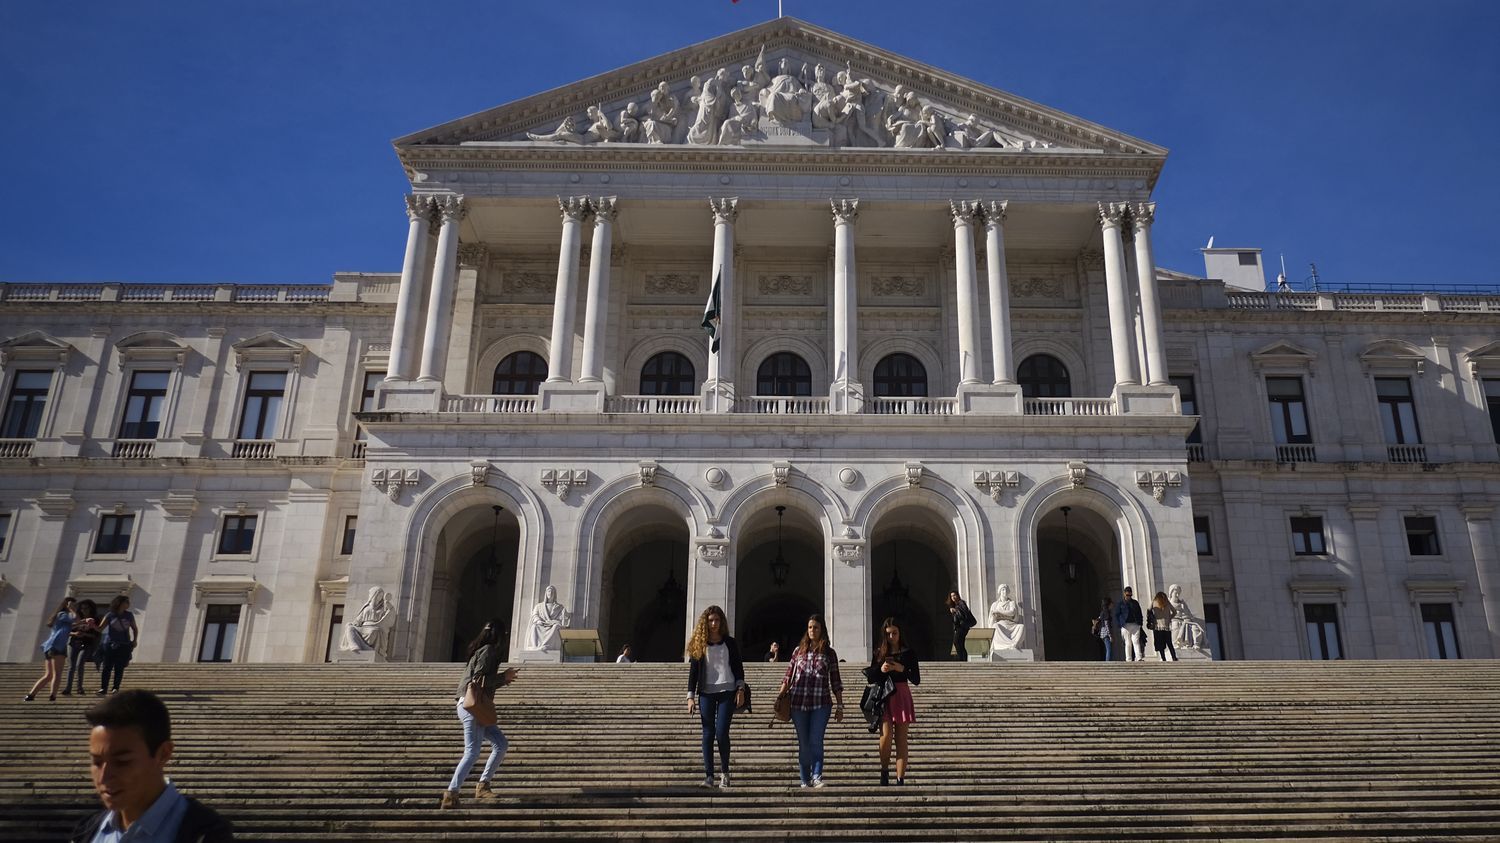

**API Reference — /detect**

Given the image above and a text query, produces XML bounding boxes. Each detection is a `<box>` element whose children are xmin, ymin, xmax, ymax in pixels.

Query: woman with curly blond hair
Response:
<box><xmin>685</xmin><ymin>604</ymin><xmax>746</xmax><ymax>788</ymax></box>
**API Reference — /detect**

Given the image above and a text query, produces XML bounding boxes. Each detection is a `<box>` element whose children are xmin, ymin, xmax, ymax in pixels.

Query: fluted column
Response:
<box><xmin>1462</xmin><ymin>504</ymin><xmax>1500</xmax><ymax>658</ymax></box>
<box><xmin>705</xmin><ymin>197</ymin><xmax>738</xmax><ymax>389</ymax></box>
<box><xmin>982</xmin><ymin>200</ymin><xmax>1014</xmax><ymax>384</ymax></box>
<box><xmin>578</xmin><ymin>196</ymin><xmax>617</xmax><ymax>384</ymax></box>
<box><xmin>417</xmin><ymin>194</ymin><xmax>465</xmax><ymax>383</ymax></box>
<box><xmin>387</xmin><ymin>195</ymin><xmax>433</xmax><ymax>381</ymax></box>
<box><xmin>546</xmin><ymin>197</ymin><xmax>591</xmax><ymax>384</ymax></box>
<box><xmin>1131</xmin><ymin>202</ymin><xmax>1169</xmax><ymax>386</ymax></box>
<box><xmin>1099</xmin><ymin>202</ymin><xmax>1139</xmax><ymax>387</ymax></box>
<box><xmin>831</xmin><ymin>199</ymin><xmax>860</xmax><ymax>389</ymax></box>
<box><xmin>951</xmin><ymin>200</ymin><xmax>983</xmax><ymax>385</ymax></box>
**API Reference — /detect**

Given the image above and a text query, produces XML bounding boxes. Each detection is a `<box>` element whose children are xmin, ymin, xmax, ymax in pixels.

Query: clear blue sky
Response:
<box><xmin>2</xmin><ymin>1</ymin><xmax>1496</xmax><ymax>288</ymax></box>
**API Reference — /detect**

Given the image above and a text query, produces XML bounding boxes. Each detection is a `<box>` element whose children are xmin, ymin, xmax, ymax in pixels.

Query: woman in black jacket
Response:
<box><xmin>685</xmin><ymin>604</ymin><xmax>746</xmax><ymax>789</ymax></box>
<box><xmin>441</xmin><ymin>619</ymin><xmax>517</xmax><ymax>809</ymax></box>
<box><xmin>869</xmin><ymin>616</ymin><xmax>920</xmax><ymax>785</ymax></box>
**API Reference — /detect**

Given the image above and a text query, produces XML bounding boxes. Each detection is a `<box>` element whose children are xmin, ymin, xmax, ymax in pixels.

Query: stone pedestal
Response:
<box><xmin>957</xmin><ymin>383</ymin><xmax>1023</xmax><ymax>414</ymax></box>
<box><xmin>830</xmin><ymin>380</ymin><xmax>865</xmax><ymax>414</ymax></box>
<box><xmin>512</xmin><ymin>647</ymin><xmax>563</xmax><ymax>664</ymax></box>
<box><xmin>1174</xmin><ymin>646</ymin><xmax>1211</xmax><ymax>661</ymax></box>
<box><xmin>335</xmin><ymin>648</ymin><xmax>387</xmax><ymax>664</ymax></box>
<box><xmin>988</xmin><ymin>648</ymin><xmax>1035</xmax><ymax>662</ymax></box>
<box><xmin>701</xmin><ymin>380</ymin><xmax>736</xmax><ymax>413</ymax></box>
<box><xmin>377</xmin><ymin>381</ymin><xmax>442</xmax><ymax>412</ymax></box>
<box><xmin>1113</xmin><ymin>383</ymin><xmax>1180</xmax><ymax>416</ymax></box>
<box><xmin>536</xmin><ymin>382</ymin><xmax>606</xmax><ymax>413</ymax></box>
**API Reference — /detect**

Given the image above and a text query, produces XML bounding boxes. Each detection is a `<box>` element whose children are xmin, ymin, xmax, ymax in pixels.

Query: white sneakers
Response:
<box><xmin>719</xmin><ymin>773</ymin><xmax>731</xmax><ymax>789</ymax></box>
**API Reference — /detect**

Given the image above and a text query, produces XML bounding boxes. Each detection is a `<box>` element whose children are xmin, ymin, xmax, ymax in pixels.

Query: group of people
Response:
<box><xmin>1095</xmin><ymin>586</ymin><xmax>1180</xmax><ymax>662</ymax></box>
<box><xmin>26</xmin><ymin>594</ymin><xmax>139</xmax><ymax>702</ymax></box>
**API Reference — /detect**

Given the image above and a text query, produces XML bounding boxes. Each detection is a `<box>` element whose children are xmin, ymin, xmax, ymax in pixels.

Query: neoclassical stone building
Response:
<box><xmin>2</xmin><ymin>19</ymin><xmax>1496</xmax><ymax>665</ymax></box>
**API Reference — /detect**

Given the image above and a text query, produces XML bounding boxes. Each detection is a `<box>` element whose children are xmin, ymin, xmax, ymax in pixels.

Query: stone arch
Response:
<box><xmin>860</xmin><ymin>336</ymin><xmax>945</xmax><ymax>395</ymax></box>
<box><xmin>739</xmin><ymin>334</ymin><xmax>829</xmax><ymax>394</ymax></box>
<box><xmin>1012</xmin><ymin>471</ymin><xmax>1155</xmax><ymax>659</ymax></box>
<box><xmin>851</xmin><ymin>470</ymin><xmax>988</xmax><ymax>603</ymax></box>
<box><xmin>474</xmin><ymin>334</ymin><xmax>549</xmax><ymax>393</ymax></box>
<box><xmin>621</xmin><ymin>335</ymin><xmax>709</xmax><ymax>394</ymax></box>
<box><xmin>396</xmin><ymin>469</ymin><xmax>548</xmax><ymax>661</ymax></box>
<box><xmin>1013</xmin><ymin>338</ymin><xmax>1086</xmax><ymax>392</ymax></box>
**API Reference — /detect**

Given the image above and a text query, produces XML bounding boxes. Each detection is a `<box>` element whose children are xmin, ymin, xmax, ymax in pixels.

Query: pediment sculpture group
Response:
<box><xmin>525</xmin><ymin>46</ymin><xmax>1052</xmax><ymax>150</ymax></box>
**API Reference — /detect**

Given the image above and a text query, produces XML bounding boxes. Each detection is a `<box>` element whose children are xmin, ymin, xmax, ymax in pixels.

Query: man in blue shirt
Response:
<box><xmin>1114</xmin><ymin>586</ymin><xmax>1146</xmax><ymax>662</ymax></box>
<box><xmin>70</xmin><ymin>689</ymin><xmax>233</xmax><ymax>842</ymax></box>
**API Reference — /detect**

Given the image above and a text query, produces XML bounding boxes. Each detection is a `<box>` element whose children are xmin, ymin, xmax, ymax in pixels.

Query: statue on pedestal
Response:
<box><xmin>339</xmin><ymin>586</ymin><xmax>396</xmax><ymax>657</ymax></box>
<box><xmin>988</xmin><ymin>583</ymin><xmax>1026</xmax><ymax>653</ymax></box>
<box><xmin>1168</xmin><ymin>584</ymin><xmax>1206</xmax><ymax>651</ymax></box>
<box><xmin>524</xmin><ymin>585</ymin><xmax>571</xmax><ymax>652</ymax></box>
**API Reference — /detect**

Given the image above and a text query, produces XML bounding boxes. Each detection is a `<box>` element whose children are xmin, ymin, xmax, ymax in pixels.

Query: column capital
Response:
<box><xmin>457</xmin><ymin>243</ymin><xmax>489</xmax><ymax>268</ymax></box>
<box><xmin>1131</xmin><ymin>201</ymin><xmax>1157</xmax><ymax>231</ymax></box>
<box><xmin>830</xmin><ymin>198</ymin><xmax>860</xmax><ymax>225</ymax></box>
<box><xmin>591</xmin><ymin>196</ymin><xmax>619</xmax><ymax>224</ymax></box>
<box><xmin>1097</xmin><ymin>201</ymin><xmax>1128</xmax><ymax>229</ymax></box>
<box><xmin>709</xmin><ymin>196</ymin><xmax>739</xmax><ymax>225</ymax></box>
<box><xmin>404</xmin><ymin>194</ymin><xmax>435</xmax><ymax>222</ymax></box>
<box><xmin>558</xmin><ymin>196</ymin><xmax>591</xmax><ymax>222</ymax></box>
<box><xmin>434</xmin><ymin>194</ymin><xmax>467</xmax><ymax>223</ymax></box>
<box><xmin>949</xmin><ymin>199</ymin><xmax>980</xmax><ymax>227</ymax></box>
<box><xmin>981</xmin><ymin>200</ymin><xmax>1008</xmax><ymax>229</ymax></box>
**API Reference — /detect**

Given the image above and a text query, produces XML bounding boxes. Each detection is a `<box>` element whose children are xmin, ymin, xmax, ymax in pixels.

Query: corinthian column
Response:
<box><xmin>951</xmin><ymin>200</ymin><xmax>983</xmax><ymax>385</ymax></box>
<box><xmin>703</xmin><ymin>197</ymin><xmax>738</xmax><ymax>408</ymax></box>
<box><xmin>830</xmin><ymin>199</ymin><xmax>862</xmax><ymax>409</ymax></box>
<box><xmin>1132</xmin><ymin>202</ymin><xmax>1169</xmax><ymax>386</ymax></box>
<box><xmin>546</xmin><ymin>197</ymin><xmax>591</xmax><ymax>384</ymax></box>
<box><xmin>387</xmin><ymin>195</ymin><xmax>433</xmax><ymax>381</ymax></box>
<box><xmin>982</xmin><ymin>200</ymin><xmax>1014</xmax><ymax>384</ymax></box>
<box><xmin>417</xmin><ymin>194</ymin><xmax>465</xmax><ymax>383</ymax></box>
<box><xmin>1099</xmin><ymin>202</ymin><xmax>1139</xmax><ymax>387</ymax></box>
<box><xmin>578</xmin><ymin>197</ymin><xmax>617</xmax><ymax>384</ymax></box>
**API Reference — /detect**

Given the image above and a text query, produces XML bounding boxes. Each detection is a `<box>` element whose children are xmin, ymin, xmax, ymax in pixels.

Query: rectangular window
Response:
<box><xmin>118</xmin><ymin>370</ymin><xmax>170</xmax><ymax>439</ymax></box>
<box><xmin>1194</xmin><ymin>515</ymin><xmax>1213</xmax><ymax>556</ymax></box>
<box><xmin>0</xmin><ymin>511</ymin><xmax>10</xmax><ymax>554</ymax></box>
<box><xmin>1171</xmin><ymin>375</ymin><xmax>1202</xmax><ymax>444</ymax></box>
<box><xmin>324</xmin><ymin>604</ymin><xmax>344</xmax><ymax>663</ymax></box>
<box><xmin>1290</xmin><ymin>516</ymin><xmax>1326</xmax><ymax>555</ymax></box>
<box><xmin>93</xmin><ymin>514</ymin><xmax>135</xmax><ymax>555</ymax></box>
<box><xmin>217</xmin><ymin>514</ymin><xmax>258</xmax><ymax>555</ymax></box>
<box><xmin>3</xmin><ymin>370</ymin><xmax>52</xmax><ymax>439</ymax></box>
<box><xmin>197</xmin><ymin>604</ymin><xmax>240</xmax><ymax>663</ymax></box>
<box><xmin>1405</xmin><ymin>516</ymin><xmax>1441</xmax><ymax>556</ymax></box>
<box><xmin>1303</xmin><ymin>603</ymin><xmax>1343</xmax><ymax>660</ymax></box>
<box><xmin>1266</xmin><ymin>376</ymin><xmax>1311</xmax><ymax>444</ymax></box>
<box><xmin>1238</xmin><ymin>251</ymin><xmax>1258</xmax><ymax>266</ymax></box>
<box><xmin>340</xmin><ymin>515</ymin><xmax>358</xmax><ymax>555</ymax></box>
<box><xmin>1204</xmin><ymin>603</ymin><xmax>1225</xmax><ymax>661</ymax></box>
<box><xmin>1420</xmin><ymin>603</ymin><xmax>1461</xmax><ymax>660</ymax></box>
<box><xmin>1485</xmin><ymin>379</ymin><xmax>1500</xmax><ymax>444</ymax></box>
<box><xmin>354</xmin><ymin>372</ymin><xmax>384</xmax><ymax>441</ymax></box>
<box><xmin>237</xmin><ymin>372</ymin><xmax>287</xmax><ymax>440</ymax></box>
<box><xmin>1375</xmin><ymin>377</ymin><xmax>1421</xmax><ymax>445</ymax></box>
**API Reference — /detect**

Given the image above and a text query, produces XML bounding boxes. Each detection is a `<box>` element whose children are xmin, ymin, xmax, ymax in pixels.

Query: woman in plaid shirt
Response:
<box><xmin>778</xmin><ymin>614</ymin><xmax>844</xmax><ymax>787</ymax></box>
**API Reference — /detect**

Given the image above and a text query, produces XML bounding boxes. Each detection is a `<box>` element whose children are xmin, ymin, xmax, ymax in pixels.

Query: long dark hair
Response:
<box><xmin>796</xmin><ymin>613</ymin><xmax>829</xmax><ymax>655</ymax></box>
<box><xmin>875</xmin><ymin>616</ymin><xmax>904</xmax><ymax>662</ymax></box>
<box><xmin>107</xmin><ymin>595</ymin><xmax>131</xmax><ymax>616</ymax></box>
<box><xmin>76</xmin><ymin>599</ymin><xmax>99</xmax><ymax>620</ymax></box>
<box><xmin>466</xmin><ymin>617</ymin><xmax>504</xmax><ymax>658</ymax></box>
<box><xmin>51</xmin><ymin>596</ymin><xmax>76</xmax><ymax>620</ymax></box>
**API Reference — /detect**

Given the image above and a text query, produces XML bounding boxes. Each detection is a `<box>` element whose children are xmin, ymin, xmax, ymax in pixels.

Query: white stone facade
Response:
<box><xmin>1</xmin><ymin>19</ymin><xmax>1495</xmax><ymax>665</ymax></box>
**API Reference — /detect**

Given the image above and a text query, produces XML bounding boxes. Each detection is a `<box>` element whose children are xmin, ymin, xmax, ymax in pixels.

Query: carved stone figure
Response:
<box><xmin>988</xmin><ymin>584</ymin><xmax>1026</xmax><ymax>652</ymax></box>
<box><xmin>680</xmin><ymin>76</ymin><xmax>703</xmax><ymax>144</ymax></box>
<box><xmin>617</xmin><ymin>101</ymin><xmax>641</xmax><ymax>144</ymax></box>
<box><xmin>717</xmin><ymin>86</ymin><xmax>759</xmax><ymax>145</ymax></box>
<box><xmin>339</xmin><ymin>586</ymin><xmax>397</xmax><ymax>656</ymax></box>
<box><xmin>526</xmin><ymin>115</ymin><xmax>584</xmax><ymax>144</ymax></box>
<box><xmin>1168</xmin><ymin>584</ymin><xmax>1206</xmax><ymax>650</ymax></box>
<box><xmin>887</xmin><ymin>89</ymin><xmax>943</xmax><ymax>149</ymax></box>
<box><xmin>582</xmin><ymin>105</ymin><xmax>618</xmax><ymax>144</ymax></box>
<box><xmin>524</xmin><ymin>585</ymin><xmax>571</xmax><ymax>651</ymax></box>
<box><xmin>948</xmin><ymin>113</ymin><xmax>998</xmax><ymax>149</ymax></box>
<box><xmin>643</xmin><ymin>82</ymin><xmax>679</xmax><ymax>144</ymax></box>
<box><xmin>737</xmin><ymin>46</ymin><xmax>770</xmax><ymax>107</ymax></box>
<box><xmin>687</xmin><ymin>69</ymin><xmax>731</xmax><ymax>145</ymax></box>
<box><xmin>758</xmin><ymin>64</ymin><xmax>812</xmax><ymax>127</ymax></box>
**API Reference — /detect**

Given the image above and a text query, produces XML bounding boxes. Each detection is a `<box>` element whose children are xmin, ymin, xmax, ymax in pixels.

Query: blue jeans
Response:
<box><xmin>447</xmin><ymin>701</ymin><xmax>508</xmax><ymax>792</ymax></box>
<box><xmin>66</xmin><ymin>645</ymin><xmax>92</xmax><ymax>692</ymax></box>
<box><xmin>1099</xmin><ymin>636</ymin><xmax>1112</xmax><ymax>661</ymax></box>
<box><xmin>789</xmin><ymin>705</ymin><xmax>831</xmax><ymax>784</ymax></box>
<box><xmin>99</xmin><ymin>648</ymin><xmax>129</xmax><ymax>692</ymax></box>
<box><xmin>698</xmin><ymin>690</ymin><xmax>735</xmax><ymax>779</ymax></box>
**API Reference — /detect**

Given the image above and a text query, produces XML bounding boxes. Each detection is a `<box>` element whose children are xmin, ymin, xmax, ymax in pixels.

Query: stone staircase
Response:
<box><xmin>3</xmin><ymin>660</ymin><xmax>1500</xmax><ymax>841</ymax></box>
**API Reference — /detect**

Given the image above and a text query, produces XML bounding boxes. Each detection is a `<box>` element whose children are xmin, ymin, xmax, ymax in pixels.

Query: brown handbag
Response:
<box><xmin>771</xmin><ymin>689</ymin><xmax>792</xmax><ymax>724</ymax></box>
<box><xmin>462</xmin><ymin>678</ymin><xmax>497</xmax><ymax>726</ymax></box>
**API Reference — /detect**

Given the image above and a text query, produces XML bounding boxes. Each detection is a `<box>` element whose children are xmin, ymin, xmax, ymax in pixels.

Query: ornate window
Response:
<box><xmin>237</xmin><ymin>372</ymin><xmax>287</xmax><ymax>440</ymax></box>
<box><xmin>118</xmin><ymin>371</ymin><xmax>170</xmax><ymax>440</ymax></box>
<box><xmin>1303</xmin><ymin>603</ymin><xmax>1343</xmax><ymax>660</ymax></box>
<box><xmin>640</xmin><ymin>352</ymin><xmax>696</xmax><ymax>396</ymax></box>
<box><xmin>1018</xmin><ymin>354</ymin><xmax>1070</xmax><ymax>398</ymax></box>
<box><xmin>2</xmin><ymin>371</ymin><xmax>52</xmax><ymax>438</ymax></box>
<box><xmin>1375</xmin><ymin>377</ymin><xmax>1421</xmax><ymax>445</ymax></box>
<box><xmin>873</xmin><ymin>354</ymin><xmax>928</xmax><ymax>397</ymax></box>
<box><xmin>756</xmin><ymin>353</ymin><xmax>812</xmax><ymax>397</ymax></box>
<box><xmin>1266</xmin><ymin>376</ymin><xmax>1311</xmax><ymax>444</ymax></box>
<box><xmin>493</xmin><ymin>352</ymin><xmax>547</xmax><ymax>395</ymax></box>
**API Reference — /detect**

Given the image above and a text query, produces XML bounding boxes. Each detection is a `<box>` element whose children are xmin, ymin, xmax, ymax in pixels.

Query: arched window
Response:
<box><xmin>873</xmin><ymin>353</ymin><xmax>928</xmax><ymax>397</ymax></box>
<box><xmin>756</xmin><ymin>352</ymin><xmax>812</xmax><ymax>396</ymax></box>
<box><xmin>492</xmin><ymin>351</ymin><xmax>547</xmax><ymax>395</ymax></box>
<box><xmin>640</xmin><ymin>352</ymin><xmax>696</xmax><ymax>395</ymax></box>
<box><xmin>1018</xmin><ymin>354</ymin><xmax>1071</xmax><ymax>398</ymax></box>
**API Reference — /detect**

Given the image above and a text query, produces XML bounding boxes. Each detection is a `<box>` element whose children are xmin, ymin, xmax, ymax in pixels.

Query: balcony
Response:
<box><xmin>1022</xmin><ymin>398</ymin><xmax>1116</xmax><ymax>417</ymax></box>
<box><xmin>111</xmin><ymin>440</ymin><xmax>155</xmax><ymax>459</ymax></box>
<box><xmin>1275</xmin><ymin>443</ymin><xmax>1318</xmax><ymax>463</ymax></box>
<box><xmin>0</xmin><ymin>439</ymin><xmax>34</xmax><ymax>458</ymax></box>
<box><xmin>866</xmin><ymin>397</ymin><xmax>958</xmax><ymax>415</ymax></box>
<box><xmin>733</xmin><ymin>396</ymin><xmax>830</xmax><ymax>414</ymax></box>
<box><xmin>1387</xmin><ymin>444</ymin><xmax>1428</xmax><ymax>464</ymax></box>
<box><xmin>1186</xmin><ymin>443</ymin><xmax>1206</xmax><ymax>463</ymax></box>
<box><xmin>349</xmin><ymin>441</ymin><xmax>368</xmax><ymax>460</ymax></box>
<box><xmin>443</xmin><ymin>395</ymin><xmax>539</xmax><ymax>413</ymax></box>
<box><xmin>231</xmin><ymin>439</ymin><xmax>276</xmax><ymax>460</ymax></box>
<box><xmin>605</xmin><ymin>395</ymin><xmax>703</xmax><ymax>414</ymax></box>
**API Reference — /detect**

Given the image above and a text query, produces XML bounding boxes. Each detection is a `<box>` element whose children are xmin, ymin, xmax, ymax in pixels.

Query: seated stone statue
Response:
<box><xmin>1168</xmin><ymin>583</ymin><xmax>1206</xmax><ymax>650</ymax></box>
<box><xmin>523</xmin><ymin>585</ymin><xmax>570</xmax><ymax>651</ymax></box>
<box><xmin>526</xmin><ymin>115</ymin><xmax>584</xmax><ymax>144</ymax></box>
<box><xmin>339</xmin><ymin>586</ymin><xmax>396</xmax><ymax>657</ymax></box>
<box><xmin>988</xmin><ymin>583</ymin><xmax>1026</xmax><ymax>652</ymax></box>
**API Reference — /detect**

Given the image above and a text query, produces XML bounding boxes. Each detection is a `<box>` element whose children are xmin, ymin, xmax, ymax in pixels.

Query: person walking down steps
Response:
<box><xmin>686</xmin><ymin>605</ymin><xmax>747</xmax><ymax>789</ymax></box>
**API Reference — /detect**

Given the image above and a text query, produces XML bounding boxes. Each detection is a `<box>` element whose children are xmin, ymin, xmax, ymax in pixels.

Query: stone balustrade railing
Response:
<box><xmin>604</xmin><ymin>395</ymin><xmax>703</xmax><ymax>414</ymax></box>
<box><xmin>866</xmin><ymin>397</ymin><xmax>959</xmax><ymax>415</ymax></box>
<box><xmin>0</xmin><ymin>439</ymin><xmax>34</xmax><ymax>459</ymax></box>
<box><xmin>0</xmin><ymin>276</ymin><xmax>404</xmax><ymax>305</ymax></box>
<box><xmin>110</xmin><ymin>439</ymin><xmax>155</xmax><ymax>459</ymax></box>
<box><xmin>231</xmin><ymin>439</ymin><xmax>276</xmax><ymax>460</ymax></box>
<box><xmin>1022</xmin><ymin>397</ymin><xmax>1117</xmax><ymax>416</ymax></box>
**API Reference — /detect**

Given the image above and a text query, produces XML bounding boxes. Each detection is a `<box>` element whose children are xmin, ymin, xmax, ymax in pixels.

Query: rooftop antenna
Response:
<box><xmin>1307</xmin><ymin>261</ymin><xmax>1321</xmax><ymax>293</ymax></box>
<box><xmin>1205</xmin><ymin>235</ymin><xmax>1215</xmax><ymax>249</ymax></box>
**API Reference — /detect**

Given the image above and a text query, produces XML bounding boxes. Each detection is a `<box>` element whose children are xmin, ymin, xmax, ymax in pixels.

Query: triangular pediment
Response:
<box><xmin>231</xmin><ymin>332</ymin><xmax>306</xmax><ymax>368</ymax></box>
<box><xmin>1249</xmin><ymin>341</ymin><xmax>1317</xmax><ymax>369</ymax></box>
<box><xmin>0</xmin><ymin>331</ymin><xmax>73</xmax><ymax>365</ymax></box>
<box><xmin>395</xmin><ymin>18</ymin><xmax>1164</xmax><ymax>160</ymax></box>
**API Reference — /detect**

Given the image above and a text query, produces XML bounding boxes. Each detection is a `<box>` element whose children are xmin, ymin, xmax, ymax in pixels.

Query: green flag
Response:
<box><xmin>701</xmin><ymin>268</ymin><xmax>722</xmax><ymax>353</ymax></box>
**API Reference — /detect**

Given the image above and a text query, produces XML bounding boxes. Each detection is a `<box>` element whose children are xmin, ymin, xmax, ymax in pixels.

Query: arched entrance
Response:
<box><xmin>598</xmin><ymin>503</ymin><xmax>690</xmax><ymax>662</ymax></box>
<box><xmin>735</xmin><ymin>505</ymin><xmax>825</xmax><ymax>659</ymax></box>
<box><xmin>1036</xmin><ymin>506</ymin><xmax>1122</xmax><ymax>661</ymax></box>
<box><xmin>426</xmin><ymin>504</ymin><xmax>521</xmax><ymax>662</ymax></box>
<box><xmin>869</xmin><ymin>506</ymin><xmax>958</xmax><ymax>662</ymax></box>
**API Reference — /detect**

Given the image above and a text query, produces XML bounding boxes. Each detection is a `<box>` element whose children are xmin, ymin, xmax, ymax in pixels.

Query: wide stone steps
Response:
<box><xmin>2</xmin><ymin>661</ymin><xmax>1499</xmax><ymax>841</ymax></box>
